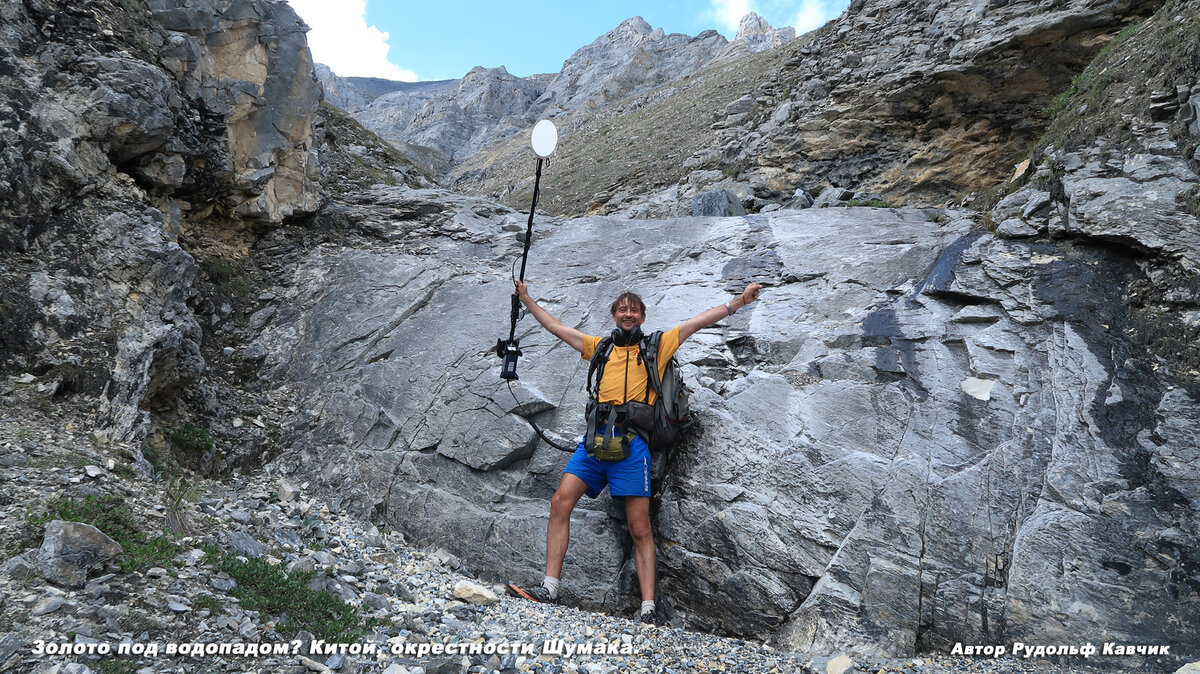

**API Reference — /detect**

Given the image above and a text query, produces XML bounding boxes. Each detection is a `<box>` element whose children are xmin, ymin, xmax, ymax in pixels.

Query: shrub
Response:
<box><xmin>26</xmin><ymin>495</ymin><xmax>178</xmax><ymax>572</ymax></box>
<box><xmin>213</xmin><ymin>550</ymin><xmax>374</xmax><ymax>641</ymax></box>
<box><xmin>168</xmin><ymin>423</ymin><xmax>213</xmax><ymax>453</ymax></box>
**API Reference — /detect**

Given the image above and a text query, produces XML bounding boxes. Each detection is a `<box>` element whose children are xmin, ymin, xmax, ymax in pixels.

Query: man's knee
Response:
<box><xmin>550</xmin><ymin>489</ymin><xmax>578</xmax><ymax>519</ymax></box>
<box><xmin>627</xmin><ymin>514</ymin><xmax>653</xmax><ymax>543</ymax></box>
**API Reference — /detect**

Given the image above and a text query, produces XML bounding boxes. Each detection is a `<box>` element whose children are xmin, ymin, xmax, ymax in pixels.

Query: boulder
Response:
<box><xmin>692</xmin><ymin>190</ymin><xmax>748</xmax><ymax>216</ymax></box>
<box><xmin>35</xmin><ymin>521</ymin><xmax>123</xmax><ymax>588</ymax></box>
<box><xmin>812</xmin><ymin>188</ymin><xmax>853</xmax><ymax>208</ymax></box>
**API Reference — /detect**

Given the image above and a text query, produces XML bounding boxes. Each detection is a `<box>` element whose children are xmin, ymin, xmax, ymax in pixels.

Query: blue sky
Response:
<box><xmin>286</xmin><ymin>0</ymin><xmax>850</xmax><ymax>82</ymax></box>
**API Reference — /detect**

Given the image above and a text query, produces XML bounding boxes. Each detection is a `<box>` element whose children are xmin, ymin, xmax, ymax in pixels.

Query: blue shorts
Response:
<box><xmin>564</xmin><ymin>434</ymin><xmax>651</xmax><ymax>499</ymax></box>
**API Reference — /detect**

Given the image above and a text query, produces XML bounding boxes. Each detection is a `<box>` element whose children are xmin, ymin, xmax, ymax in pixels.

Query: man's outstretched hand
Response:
<box><xmin>741</xmin><ymin>282</ymin><xmax>763</xmax><ymax>305</ymax></box>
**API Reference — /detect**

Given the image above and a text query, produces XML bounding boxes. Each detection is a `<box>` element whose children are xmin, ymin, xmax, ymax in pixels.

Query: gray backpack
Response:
<box><xmin>585</xmin><ymin>330</ymin><xmax>695</xmax><ymax>452</ymax></box>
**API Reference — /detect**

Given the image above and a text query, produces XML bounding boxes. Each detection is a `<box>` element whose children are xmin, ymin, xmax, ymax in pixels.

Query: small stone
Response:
<box><xmin>453</xmin><ymin>579</ymin><xmax>498</xmax><ymax>606</ymax></box>
<box><xmin>362</xmin><ymin>592</ymin><xmax>391</xmax><ymax>611</ymax></box>
<box><xmin>31</xmin><ymin>596</ymin><xmax>66</xmax><ymax>617</ymax></box>
<box><xmin>210</xmin><ymin>576</ymin><xmax>237</xmax><ymax>592</ymax></box>
<box><xmin>228</xmin><ymin>532</ymin><xmax>267</xmax><ymax>558</ymax></box>
<box><xmin>168</xmin><ymin>601</ymin><xmax>191</xmax><ymax>612</ymax></box>
<box><xmin>827</xmin><ymin>654</ymin><xmax>854</xmax><ymax>674</ymax></box>
<box><xmin>961</xmin><ymin>377</ymin><xmax>995</xmax><ymax>401</ymax></box>
<box><xmin>278</xmin><ymin>479</ymin><xmax>299</xmax><ymax>502</ymax></box>
<box><xmin>298</xmin><ymin>654</ymin><xmax>331</xmax><ymax>672</ymax></box>
<box><xmin>83</xmin><ymin>465</ymin><xmax>103</xmax><ymax>478</ymax></box>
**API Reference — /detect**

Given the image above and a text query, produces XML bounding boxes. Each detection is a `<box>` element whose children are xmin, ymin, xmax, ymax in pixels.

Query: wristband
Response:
<box><xmin>725</xmin><ymin>301</ymin><xmax>737</xmax><ymax>316</ymax></box>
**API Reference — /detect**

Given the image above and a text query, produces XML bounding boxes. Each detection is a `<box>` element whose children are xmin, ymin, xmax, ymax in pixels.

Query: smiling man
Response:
<box><xmin>507</xmin><ymin>278</ymin><xmax>762</xmax><ymax>625</ymax></box>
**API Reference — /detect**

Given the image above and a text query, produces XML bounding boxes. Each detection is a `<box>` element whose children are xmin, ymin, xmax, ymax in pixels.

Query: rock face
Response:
<box><xmin>0</xmin><ymin>0</ymin><xmax>323</xmax><ymax>441</ymax></box>
<box><xmin>711</xmin><ymin>0</ymin><xmax>1167</xmax><ymax>207</ymax></box>
<box><xmin>149</xmin><ymin>0</ymin><xmax>322</xmax><ymax>223</ymax></box>
<box><xmin>258</xmin><ymin>178</ymin><xmax>1199</xmax><ymax>667</ymax></box>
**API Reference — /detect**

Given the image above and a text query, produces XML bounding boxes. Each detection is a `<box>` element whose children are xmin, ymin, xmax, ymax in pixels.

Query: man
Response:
<box><xmin>507</xmin><ymin>278</ymin><xmax>763</xmax><ymax>625</ymax></box>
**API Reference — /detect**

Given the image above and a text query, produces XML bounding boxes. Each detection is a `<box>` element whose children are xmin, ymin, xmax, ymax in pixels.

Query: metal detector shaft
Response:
<box><xmin>517</xmin><ymin>157</ymin><xmax>544</xmax><ymax>283</ymax></box>
<box><xmin>508</xmin><ymin>156</ymin><xmax>544</xmax><ymax>344</ymax></box>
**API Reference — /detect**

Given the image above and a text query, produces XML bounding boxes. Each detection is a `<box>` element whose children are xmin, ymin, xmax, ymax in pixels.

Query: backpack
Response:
<box><xmin>584</xmin><ymin>330</ymin><xmax>695</xmax><ymax>453</ymax></box>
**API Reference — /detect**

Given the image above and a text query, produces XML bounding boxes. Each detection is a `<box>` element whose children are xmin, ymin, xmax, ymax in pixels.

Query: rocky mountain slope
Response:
<box><xmin>451</xmin><ymin>0</ymin><xmax>1166</xmax><ymax>217</ymax></box>
<box><xmin>2</xmin><ymin>0</ymin><xmax>1200</xmax><ymax>672</ymax></box>
<box><xmin>324</xmin><ymin>14</ymin><xmax>794</xmax><ymax>179</ymax></box>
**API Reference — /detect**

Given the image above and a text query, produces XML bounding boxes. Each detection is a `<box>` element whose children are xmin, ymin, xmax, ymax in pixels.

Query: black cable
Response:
<box><xmin>507</xmin><ymin>380</ymin><xmax>575</xmax><ymax>452</ymax></box>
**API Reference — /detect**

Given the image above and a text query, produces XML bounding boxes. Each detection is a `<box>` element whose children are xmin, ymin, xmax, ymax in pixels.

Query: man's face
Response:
<box><xmin>611</xmin><ymin>300</ymin><xmax>645</xmax><ymax>331</ymax></box>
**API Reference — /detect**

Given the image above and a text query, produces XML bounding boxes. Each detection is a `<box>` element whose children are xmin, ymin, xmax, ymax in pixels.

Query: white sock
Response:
<box><xmin>640</xmin><ymin>600</ymin><xmax>656</xmax><ymax>615</ymax></box>
<box><xmin>542</xmin><ymin>576</ymin><xmax>560</xmax><ymax>599</ymax></box>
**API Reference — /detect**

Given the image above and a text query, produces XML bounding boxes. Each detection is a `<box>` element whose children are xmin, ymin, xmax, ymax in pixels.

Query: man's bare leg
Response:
<box><xmin>546</xmin><ymin>473</ymin><xmax>590</xmax><ymax>580</ymax></box>
<box><xmin>624</xmin><ymin>495</ymin><xmax>655</xmax><ymax>602</ymax></box>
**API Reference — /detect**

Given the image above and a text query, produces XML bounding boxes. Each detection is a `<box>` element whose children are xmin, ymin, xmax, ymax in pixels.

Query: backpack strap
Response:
<box><xmin>586</xmin><ymin>336</ymin><xmax>615</xmax><ymax>400</ymax></box>
<box><xmin>640</xmin><ymin>330</ymin><xmax>664</xmax><ymax>403</ymax></box>
<box><xmin>584</xmin><ymin>337</ymin><xmax>620</xmax><ymax>457</ymax></box>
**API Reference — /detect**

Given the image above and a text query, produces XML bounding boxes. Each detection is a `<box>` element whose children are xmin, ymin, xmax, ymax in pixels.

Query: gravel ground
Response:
<box><xmin>0</xmin><ymin>385</ymin><xmax>1189</xmax><ymax>674</ymax></box>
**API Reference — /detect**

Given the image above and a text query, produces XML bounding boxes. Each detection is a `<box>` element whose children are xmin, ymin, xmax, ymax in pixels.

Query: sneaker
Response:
<box><xmin>638</xmin><ymin>609</ymin><xmax>664</xmax><ymax>626</ymax></box>
<box><xmin>506</xmin><ymin>581</ymin><xmax>557</xmax><ymax>604</ymax></box>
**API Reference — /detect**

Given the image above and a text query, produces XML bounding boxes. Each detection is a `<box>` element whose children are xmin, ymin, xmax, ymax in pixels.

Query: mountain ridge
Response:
<box><xmin>317</xmin><ymin>13</ymin><xmax>795</xmax><ymax>176</ymax></box>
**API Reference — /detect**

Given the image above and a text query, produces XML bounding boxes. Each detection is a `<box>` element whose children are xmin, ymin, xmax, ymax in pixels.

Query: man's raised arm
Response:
<box><xmin>514</xmin><ymin>279</ymin><xmax>587</xmax><ymax>354</ymax></box>
<box><xmin>678</xmin><ymin>282</ymin><xmax>763</xmax><ymax>343</ymax></box>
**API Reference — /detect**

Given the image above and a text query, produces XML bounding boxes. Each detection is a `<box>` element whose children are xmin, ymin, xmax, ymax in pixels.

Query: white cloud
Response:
<box><xmin>791</xmin><ymin>0</ymin><xmax>839</xmax><ymax>34</ymax></box>
<box><xmin>707</xmin><ymin>0</ymin><xmax>756</xmax><ymax>37</ymax></box>
<box><xmin>286</xmin><ymin>0</ymin><xmax>417</xmax><ymax>81</ymax></box>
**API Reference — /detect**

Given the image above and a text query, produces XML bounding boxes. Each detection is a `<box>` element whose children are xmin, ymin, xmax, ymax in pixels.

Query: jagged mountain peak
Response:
<box><xmin>463</xmin><ymin>65</ymin><xmax>512</xmax><ymax>78</ymax></box>
<box><xmin>737</xmin><ymin>11</ymin><xmax>773</xmax><ymax>37</ymax></box>
<box><xmin>339</xmin><ymin>15</ymin><xmax>756</xmax><ymax>169</ymax></box>
<box><xmin>609</xmin><ymin>15</ymin><xmax>656</xmax><ymax>37</ymax></box>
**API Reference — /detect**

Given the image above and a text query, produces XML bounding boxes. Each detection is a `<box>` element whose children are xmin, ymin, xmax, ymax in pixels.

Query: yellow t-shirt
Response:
<box><xmin>581</xmin><ymin>326</ymin><xmax>681</xmax><ymax>406</ymax></box>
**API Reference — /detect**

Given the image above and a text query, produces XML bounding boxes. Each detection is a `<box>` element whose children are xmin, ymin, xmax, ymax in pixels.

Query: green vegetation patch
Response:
<box><xmin>24</xmin><ymin>494</ymin><xmax>178</xmax><ymax>572</ymax></box>
<box><xmin>1037</xmin><ymin>0</ymin><xmax>1200</xmax><ymax>154</ymax></box>
<box><xmin>167</xmin><ymin>422</ymin><xmax>213</xmax><ymax>453</ymax></box>
<box><xmin>204</xmin><ymin>258</ymin><xmax>253</xmax><ymax>298</ymax></box>
<box><xmin>193</xmin><ymin>593</ymin><xmax>223</xmax><ymax>614</ymax></box>
<box><xmin>206</xmin><ymin>545</ymin><xmax>374</xmax><ymax>641</ymax></box>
